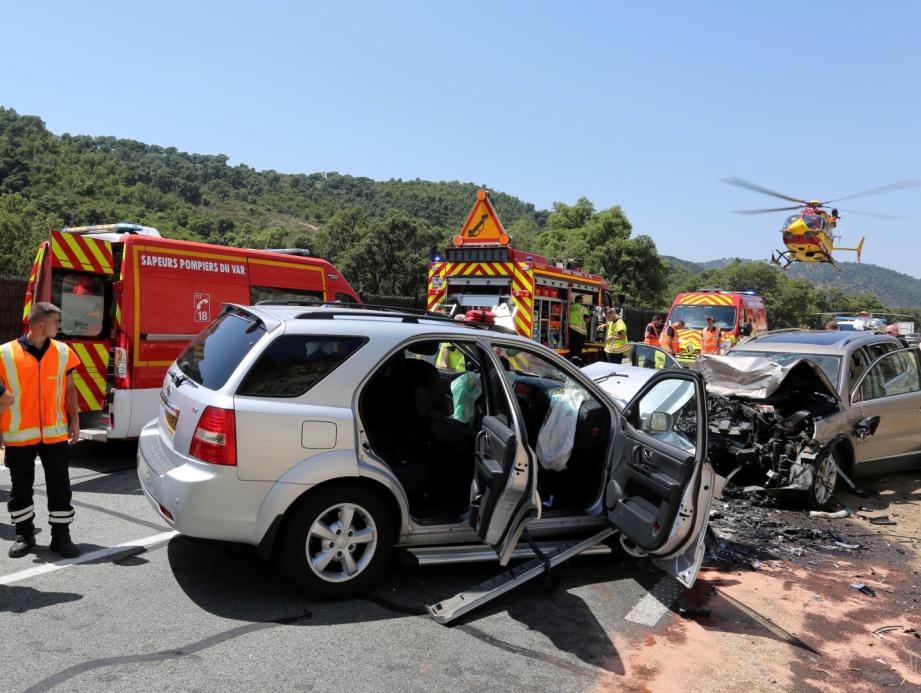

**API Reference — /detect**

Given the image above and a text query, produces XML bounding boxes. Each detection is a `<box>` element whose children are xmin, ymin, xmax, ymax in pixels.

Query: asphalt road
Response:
<box><xmin>0</xmin><ymin>443</ymin><xmax>682</xmax><ymax>693</ymax></box>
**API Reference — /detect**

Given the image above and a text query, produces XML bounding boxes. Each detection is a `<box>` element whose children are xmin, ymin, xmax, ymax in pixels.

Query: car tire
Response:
<box><xmin>808</xmin><ymin>448</ymin><xmax>838</xmax><ymax>510</ymax></box>
<box><xmin>279</xmin><ymin>482</ymin><xmax>394</xmax><ymax>598</ymax></box>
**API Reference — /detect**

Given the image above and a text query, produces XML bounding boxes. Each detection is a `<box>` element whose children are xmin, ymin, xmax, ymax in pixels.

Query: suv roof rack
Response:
<box><xmin>742</xmin><ymin>328</ymin><xmax>807</xmax><ymax>342</ymax></box>
<box><xmin>254</xmin><ymin>300</ymin><xmax>516</xmax><ymax>333</ymax></box>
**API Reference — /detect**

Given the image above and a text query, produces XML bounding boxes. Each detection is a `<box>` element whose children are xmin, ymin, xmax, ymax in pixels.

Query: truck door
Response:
<box><xmin>469</xmin><ymin>344</ymin><xmax>540</xmax><ymax>565</ymax></box>
<box><xmin>48</xmin><ymin>231</ymin><xmax>116</xmax><ymax>418</ymax></box>
<box><xmin>605</xmin><ymin>368</ymin><xmax>716</xmax><ymax>587</ymax></box>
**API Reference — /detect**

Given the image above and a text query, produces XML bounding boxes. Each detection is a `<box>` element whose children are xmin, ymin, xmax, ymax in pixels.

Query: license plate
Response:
<box><xmin>164</xmin><ymin>407</ymin><xmax>179</xmax><ymax>435</ymax></box>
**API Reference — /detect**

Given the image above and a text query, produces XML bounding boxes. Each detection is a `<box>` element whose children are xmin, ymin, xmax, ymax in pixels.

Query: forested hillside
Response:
<box><xmin>0</xmin><ymin>107</ymin><xmax>542</xmax><ymax>279</ymax></box>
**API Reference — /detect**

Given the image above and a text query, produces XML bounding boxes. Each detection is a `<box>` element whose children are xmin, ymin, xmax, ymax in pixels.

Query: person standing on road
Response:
<box><xmin>825</xmin><ymin>320</ymin><xmax>839</xmax><ymax>331</ymax></box>
<box><xmin>701</xmin><ymin>315</ymin><xmax>722</xmax><ymax>354</ymax></box>
<box><xmin>660</xmin><ymin>320</ymin><xmax>684</xmax><ymax>356</ymax></box>
<box><xmin>0</xmin><ymin>302</ymin><xmax>82</xmax><ymax>559</ymax></box>
<box><xmin>568</xmin><ymin>294</ymin><xmax>589</xmax><ymax>361</ymax></box>
<box><xmin>601</xmin><ymin>308</ymin><xmax>629</xmax><ymax>363</ymax></box>
<box><xmin>643</xmin><ymin>314</ymin><xmax>663</xmax><ymax>347</ymax></box>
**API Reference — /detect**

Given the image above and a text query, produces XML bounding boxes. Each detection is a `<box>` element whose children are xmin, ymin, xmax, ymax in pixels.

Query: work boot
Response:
<box><xmin>49</xmin><ymin>526</ymin><xmax>81</xmax><ymax>558</ymax></box>
<box><xmin>8</xmin><ymin>521</ymin><xmax>36</xmax><ymax>558</ymax></box>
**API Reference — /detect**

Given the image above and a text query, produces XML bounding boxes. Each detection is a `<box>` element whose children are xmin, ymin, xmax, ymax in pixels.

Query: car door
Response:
<box><xmin>605</xmin><ymin>368</ymin><xmax>716</xmax><ymax>587</ymax></box>
<box><xmin>630</xmin><ymin>342</ymin><xmax>681</xmax><ymax>370</ymax></box>
<box><xmin>850</xmin><ymin>348</ymin><xmax>921</xmax><ymax>469</ymax></box>
<box><xmin>469</xmin><ymin>344</ymin><xmax>540</xmax><ymax>566</ymax></box>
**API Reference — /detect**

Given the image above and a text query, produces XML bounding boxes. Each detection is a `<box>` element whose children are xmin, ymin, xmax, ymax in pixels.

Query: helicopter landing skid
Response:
<box><xmin>770</xmin><ymin>250</ymin><xmax>794</xmax><ymax>270</ymax></box>
<box><xmin>771</xmin><ymin>249</ymin><xmax>842</xmax><ymax>271</ymax></box>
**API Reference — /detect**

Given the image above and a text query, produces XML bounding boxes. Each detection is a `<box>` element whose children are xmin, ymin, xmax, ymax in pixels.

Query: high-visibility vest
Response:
<box><xmin>660</xmin><ymin>326</ymin><xmax>680</xmax><ymax>354</ymax></box>
<box><xmin>701</xmin><ymin>327</ymin><xmax>721</xmax><ymax>354</ymax></box>
<box><xmin>0</xmin><ymin>338</ymin><xmax>79</xmax><ymax>446</ymax></box>
<box><xmin>435</xmin><ymin>343</ymin><xmax>466</xmax><ymax>372</ymax></box>
<box><xmin>604</xmin><ymin>319</ymin><xmax>629</xmax><ymax>354</ymax></box>
<box><xmin>569</xmin><ymin>303</ymin><xmax>588</xmax><ymax>336</ymax></box>
<box><xmin>643</xmin><ymin>322</ymin><xmax>660</xmax><ymax>347</ymax></box>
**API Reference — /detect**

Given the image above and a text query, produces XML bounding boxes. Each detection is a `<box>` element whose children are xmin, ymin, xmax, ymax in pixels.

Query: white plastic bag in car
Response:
<box><xmin>536</xmin><ymin>387</ymin><xmax>586</xmax><ymax>471</ymax></box>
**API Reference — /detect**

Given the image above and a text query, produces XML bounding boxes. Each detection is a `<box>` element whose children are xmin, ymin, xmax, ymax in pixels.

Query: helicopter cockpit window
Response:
<box><xmin>802</xmin><ymin>214</ymin><xmax>824</xmax><ymax>230</ymax></box>
<box><xmin>782</xmin><ymin>214</ymin><xmax>800</xmax><ymax>230</ymax></box>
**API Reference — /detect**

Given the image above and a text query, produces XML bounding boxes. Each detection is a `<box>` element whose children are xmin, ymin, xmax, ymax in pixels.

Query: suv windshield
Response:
<box><xmin>729</xmin><ymin>350</ymin><xmax>842</xmax><ymax>388</ymax></box>
<box><xmin>177</xmin><ymin>311</ymin><xmax>265</xmax><ymax>389</ymax></box>
<box><xmin>669</xmin><ymin>304</ymin><xmax>737</xmax><ymax>330</ymax></box>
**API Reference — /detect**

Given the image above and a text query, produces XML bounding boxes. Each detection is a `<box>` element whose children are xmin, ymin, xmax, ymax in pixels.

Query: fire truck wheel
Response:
<box><xmin>279</xmin><ymin>482</ymin><xmax>394</xmax><ymax>598</ymax></box>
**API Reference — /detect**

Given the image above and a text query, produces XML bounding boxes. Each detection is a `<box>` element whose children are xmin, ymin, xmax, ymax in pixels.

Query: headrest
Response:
<box><xmin>406</xmin><ymin>342</ymin><xmax>439</xmax><ymax>356</ymax></box>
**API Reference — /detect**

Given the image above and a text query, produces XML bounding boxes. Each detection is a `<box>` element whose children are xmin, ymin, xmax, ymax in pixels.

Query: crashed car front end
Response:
<box><xmin>693</xmin><ymin>355</ymin><xmax>845</xmax><ymax>498</ymax></box>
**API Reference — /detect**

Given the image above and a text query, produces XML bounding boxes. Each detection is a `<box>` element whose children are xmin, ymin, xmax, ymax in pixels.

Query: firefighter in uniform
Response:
<box><xmin>601</xmin><ymin>308</ymin><xmax>630</xmax><ymax>364</ymax></box>
<box><xmin>660</xmin><ymin>320</ymin><xmax>685</xmax><ymax>356</ymax></box>
<box><xmin>701</xmin><ymin>315</ymin><xmax>721</xmax><ymax>354</ymax></box>
<box><xmin>643</xmin><ymin>315</ymin><xmax>663</xmax><ymax>347</ymax></box>
<box><xmin>568</xmin><ymin>295</ymin><xmax>589</xmax><ymax>360</ymax></box>
<box><xmin>0</xmin><ymin>302</ymin><xmax>82</xmax><ymax>558</ymax></box>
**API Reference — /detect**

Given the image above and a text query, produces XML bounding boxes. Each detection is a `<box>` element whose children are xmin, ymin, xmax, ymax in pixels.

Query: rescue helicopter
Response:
<box><xmin>722</xmin><ymin>177</ymin><xmax>920</xmax><ymax>271</ymax></box>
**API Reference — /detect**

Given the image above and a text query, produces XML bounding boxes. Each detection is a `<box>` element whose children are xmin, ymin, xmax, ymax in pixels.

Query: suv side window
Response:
<box><xmin>859</xmin><ymin>350</ymin><xmax>921</xmax><ymax>401</ymax></box>
<box><xmin>848</xmin><ymin>349</ymin><xmax>869</xmax><ymax>395</ymax></box>
<box><xmin>865</xmin><ymin>341</ymin><xmax>898</xmax><ymax>364</ymax></box>
<box><xmin>238</xmin><ymin>335</ymin><xmax>366</xmax><ymax>397</ymax></box>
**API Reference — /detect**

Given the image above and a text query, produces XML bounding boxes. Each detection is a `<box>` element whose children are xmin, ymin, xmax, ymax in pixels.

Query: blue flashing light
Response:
<box><xmin>433</xmin><ymin>254</ymin><xmax>443</xmax><ymax>262</ymax></box>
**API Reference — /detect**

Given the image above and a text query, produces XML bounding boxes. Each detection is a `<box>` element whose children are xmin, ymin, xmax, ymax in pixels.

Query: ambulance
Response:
<box><xmin>21</xmin><ymin>224</ymin><xmax>360</xmax><ymax>440</ymax></box>
<box><xmin>664</xmin><ymin>289</ymin><xmax>768</xmax><ymax>365</ymax></box>
<box><xmin>427</xmin><ymin>191</ymin><xmax>612</xmax><ymax>360</ymax></box>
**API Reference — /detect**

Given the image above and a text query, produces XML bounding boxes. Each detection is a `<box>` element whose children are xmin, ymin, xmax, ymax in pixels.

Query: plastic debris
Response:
<box><xmin>868</xmin><ymin>515</ymin><xmax>897</xmax><ymax>526</ymax></box>
<box><xmin>834</xmin><ymin>541</ymin><xmax>861</xmax><ymax>550</ymax></box>
<box><xmin>850</xmin><ymin>583</ymin><xmax>877</xmax><ymax>597</ymax></box>
<box><xmin>809</xmin><ymin>509</ymin><xmax>851</xmax><ymax>519</ymax></box>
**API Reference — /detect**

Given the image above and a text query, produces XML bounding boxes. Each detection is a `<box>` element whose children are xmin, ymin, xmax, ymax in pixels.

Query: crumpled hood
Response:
<box><xmin>691</xmin><ymin>354</ymin><xmax>842</xmax><ymax>406</ymax></box>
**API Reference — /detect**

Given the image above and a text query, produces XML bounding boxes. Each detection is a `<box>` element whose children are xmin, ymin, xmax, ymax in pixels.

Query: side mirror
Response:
<box><xmin>649</xmin><ymin>411</ymin><xmax>673</xmax><ymax>433</ymax></box>
<box><xmin>740</xmin><ymin>322</ymin><xmax>753</xmax><ymax>337</ymax></box>
<box><xmin>855</xmin><ymin>416</ymin><xmax>880</xmax><ymax>440</ymax></box>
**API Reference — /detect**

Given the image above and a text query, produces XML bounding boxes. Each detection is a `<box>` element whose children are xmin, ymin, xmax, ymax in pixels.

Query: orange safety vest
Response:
<box><xmin>660</xmin><ymin>326</ymin><xmax>680</xmax><ymax>354</ymax></box>
<box><xmin>0</xmin><ymin>338</ymin><xmax>79</xmax><ymax>446</ymax></box>
<box><xmin>701</xmin><ymin>326</ymin><xmax>721</xmax><ymax>354</ymax></box>
<box><xmin>643</xmin><ymin>322</ymin><xmax>660</xmax><ymax>347</ymax></box>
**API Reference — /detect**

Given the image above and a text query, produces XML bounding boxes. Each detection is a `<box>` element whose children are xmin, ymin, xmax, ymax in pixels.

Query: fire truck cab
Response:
<box><xmin>22</xmin><ymin>223</ymin><xmax>360</xmax><ymax>441</ymax></box>
<box><xmin>427</xmin><ymin>191</ymin><xmax>611</xmax><ymax>360</ymax></box>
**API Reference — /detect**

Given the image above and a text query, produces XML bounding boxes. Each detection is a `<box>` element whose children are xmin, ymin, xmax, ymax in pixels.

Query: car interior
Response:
<box><xmin>359</xmin><ymin>339</ymin><xmax>613</xmax><ymax>523</ymax></box>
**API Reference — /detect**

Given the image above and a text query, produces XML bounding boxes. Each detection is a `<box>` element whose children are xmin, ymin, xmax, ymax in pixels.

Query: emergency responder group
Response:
<box><xmin>0</xmin><ymin>302</ymin><xmax>82</xmax><ymax>559</ymax></box>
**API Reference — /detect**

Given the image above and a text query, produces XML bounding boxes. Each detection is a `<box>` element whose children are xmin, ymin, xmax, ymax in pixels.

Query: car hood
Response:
<box><xmin>691</xmin><ymin>354</ymin><xmax>843</xmax><ymax>406</ymax></box>
<box><xmin>581</xmin><ymin>362</ymin><xmax>658</xmax><ymax>406</ymax></box>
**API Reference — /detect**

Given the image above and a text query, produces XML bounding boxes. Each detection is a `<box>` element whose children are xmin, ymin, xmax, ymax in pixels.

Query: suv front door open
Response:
<box><xmin>606</xmin><ymin>368</ymin><xmax>715</xmax><ymax>586</ymax></box>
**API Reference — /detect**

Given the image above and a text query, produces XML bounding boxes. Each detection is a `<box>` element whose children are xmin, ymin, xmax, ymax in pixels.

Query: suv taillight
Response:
<box><xmin>189</xmin><ymin>407</ymin><xmax>237</xmax><ymax>466</ymax></box>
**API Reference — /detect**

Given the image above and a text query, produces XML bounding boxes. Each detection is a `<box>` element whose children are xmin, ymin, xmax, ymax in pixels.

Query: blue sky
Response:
<box><xmin>2</xmin><ymin>1</ymin><xmax>920</xmax><ymax>275</ymax></box>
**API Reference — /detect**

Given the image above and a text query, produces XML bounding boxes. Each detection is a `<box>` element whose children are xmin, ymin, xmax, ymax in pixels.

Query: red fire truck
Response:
<box><xmin>427</xmin><ymin>191</ymin><xmax>612</xmax><ymax>359</ymax></box>
<box><xmin>22</xmin><ymin>224</ymin><xmax>360</xmax><ymax>440</ymax></box>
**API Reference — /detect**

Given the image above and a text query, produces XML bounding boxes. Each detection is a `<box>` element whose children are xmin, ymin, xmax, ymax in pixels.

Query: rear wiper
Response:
<box><xmin>171</xmin><ymin>368</ymin><xmax>198</xmax><ymax>388</ymax></box>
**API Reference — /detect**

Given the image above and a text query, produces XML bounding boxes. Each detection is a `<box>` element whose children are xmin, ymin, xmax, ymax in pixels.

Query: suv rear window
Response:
<box><xmin>177</xmin><ymin>311</ymin><xmax>266</xmax><ymax>389</ymax></box>
<box><xmin>237</xmin><ymin>335</ymin><xmax>366</xmax><ymax>397</ymax></box>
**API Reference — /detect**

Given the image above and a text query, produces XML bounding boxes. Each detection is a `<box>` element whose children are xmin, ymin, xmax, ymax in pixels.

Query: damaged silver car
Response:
<box><xmin>701</xmin><ymin>330</ymin><xmax>921</xmax><ymax>507</ymax></box>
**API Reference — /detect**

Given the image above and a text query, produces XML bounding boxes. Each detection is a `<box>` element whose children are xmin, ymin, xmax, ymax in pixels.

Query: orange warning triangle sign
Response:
<box><xmin>454</xmin><ymin>190</ymin><xmax>509</xmax><ymax>247</ymax></box>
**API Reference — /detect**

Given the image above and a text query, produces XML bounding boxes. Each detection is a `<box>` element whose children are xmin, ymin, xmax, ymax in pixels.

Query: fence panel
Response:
<box><xmin>0</xmin><ymin>277</ymin><xmax>27</xmax><ymax>343</ymax></box>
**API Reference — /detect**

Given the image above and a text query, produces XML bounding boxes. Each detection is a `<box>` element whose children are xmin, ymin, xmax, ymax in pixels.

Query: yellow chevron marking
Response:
<box><xmin>72</xmin><ymin>373</ymin><xmax>101</xmax><ymax>410</ymax></box>
<box><xmin>61</xmin><ymin>233</ymin><xmax>93</xmax><ymax>270</ymax></box>
<box><xmin>85</xmin><ymin>238</ymin><xmax>113</xmax><ymax>273</ymax></box>
<box><xmin>51</xmin><ymin>241</ymin><xmax>74</xmax><ymax>268</ymax></box>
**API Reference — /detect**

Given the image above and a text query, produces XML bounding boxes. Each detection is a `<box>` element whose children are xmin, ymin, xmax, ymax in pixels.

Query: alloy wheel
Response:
<box><xmin>306</xmin><ymin>503</ymin><xmax>378</xmax><ymax>583</ymax></box>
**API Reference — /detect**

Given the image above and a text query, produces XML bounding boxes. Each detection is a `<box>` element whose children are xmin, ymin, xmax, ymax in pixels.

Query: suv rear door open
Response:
<box><xmin>469</xmin><ymin>345</ymin><xmax>540</xmax><ymax>566</ymax></box>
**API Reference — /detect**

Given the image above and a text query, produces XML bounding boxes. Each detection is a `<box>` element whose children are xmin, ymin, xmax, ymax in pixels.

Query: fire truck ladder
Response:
<box><xmin>426</xmin><ymin>527</ymin><xmax>615</xmax><ymax>625</ymax></box>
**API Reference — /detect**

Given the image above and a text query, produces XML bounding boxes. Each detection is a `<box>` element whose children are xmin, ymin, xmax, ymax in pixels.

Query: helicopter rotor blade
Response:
<box><xmin>721</xmin><ymin>177</ymin><xmax>808</xmax><ymax>205</ymax></box>
<box><xmin>836</xmin><ymin>207</ymin><xmax>905</xmax><ymax>221</ymax></box>
<box><xmin>823</xmin><ymin>180</ymin><xmax>921</xmax><ymax>204</ymax></box>
<box><xmin>733</xmin><ymin>205</ymin><xmax>803</xmax><ymax>215</ymax></box>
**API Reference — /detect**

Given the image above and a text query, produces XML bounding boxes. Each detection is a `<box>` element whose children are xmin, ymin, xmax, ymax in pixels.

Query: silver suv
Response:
<box><xmin>137</xmin><ymin>304</ymin><xmax>716</xmax><ymax>598</ymax></box>
<box><xmin>722</xmin><ymin>329</ymin><xmax>921</xmax><ymax>505</ymax></box>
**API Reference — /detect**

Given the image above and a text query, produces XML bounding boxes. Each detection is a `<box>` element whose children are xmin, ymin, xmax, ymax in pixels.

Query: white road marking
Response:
<box><xmin>624</xmin><ymin>592</ymin><xmax>670</xmax><ymax>626</ymax></box>
<box><xmin>0</xmin><ymin>530</ymin><xmax>177</xmax><ymax>586</ymax></box>
<box><xmin>624</xmin><ymin>577</ymin><xmax>682</xmax><ymax>626</ymax></box>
